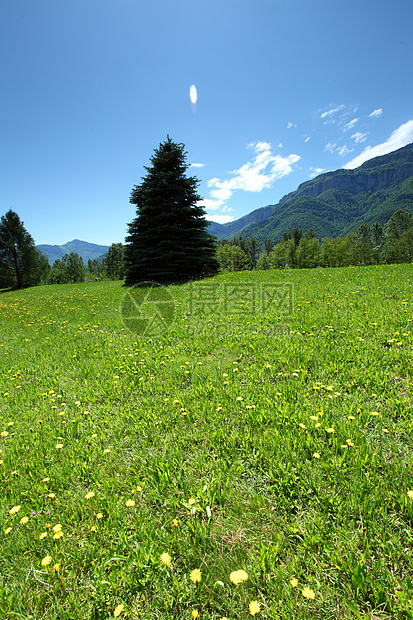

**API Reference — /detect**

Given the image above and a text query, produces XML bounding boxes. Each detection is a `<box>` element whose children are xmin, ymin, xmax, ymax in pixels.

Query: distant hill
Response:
<box><xmin>36</xmin><ymin>239</ymin><xmax>110</xmax><ymax>265</ymax></box>
<box><xmin>207</xmin><ymin>142</ymin><xmax>413</xmax><ymax>241</ymax></box>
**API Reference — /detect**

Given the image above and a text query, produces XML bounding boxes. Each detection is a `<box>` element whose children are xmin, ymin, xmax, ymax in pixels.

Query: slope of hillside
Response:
<box><xmin>209</xmin><ymin>142</ymin><xmax>413</xmax><ymax>241</ymax></box>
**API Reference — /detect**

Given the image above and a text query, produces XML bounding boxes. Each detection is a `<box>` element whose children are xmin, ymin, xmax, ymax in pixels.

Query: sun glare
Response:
<box><xmin>190</xmin><ymin>84</ymin><xmax>197</xmax><ymax>105</ymax></box>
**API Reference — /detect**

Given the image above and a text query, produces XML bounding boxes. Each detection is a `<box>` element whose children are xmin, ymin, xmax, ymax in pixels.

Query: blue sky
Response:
<box><xmin>1</xmin><ymin>0</ymin><xmax>413</xmax><ymax>246</ymax></box>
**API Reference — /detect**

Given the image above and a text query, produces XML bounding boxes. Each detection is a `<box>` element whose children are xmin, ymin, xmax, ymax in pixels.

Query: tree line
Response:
<box><xmin>2</xmin><ymin>137</ymin><xmax>413</xmax><ymax>290</ymax></box>
<box><xmin>216</xmin><ymin>210</ymin><xmax>413</xmax><ymax>271</ymax></box>
<box><xmin>0</xmin><ymin>209</ymin><xmax>125</xmax><ymax>289</ymax></box>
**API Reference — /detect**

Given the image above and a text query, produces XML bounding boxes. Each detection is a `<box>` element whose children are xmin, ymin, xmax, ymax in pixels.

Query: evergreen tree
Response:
<box><xmin>0</xmin><ymin>209</ymin><xmax>43</xmax><ymax>289</ymax></box>
<box><xmin>125</xmin><ymin>137</ymin><xmax>218</xmax><ymax>284</ymax></box>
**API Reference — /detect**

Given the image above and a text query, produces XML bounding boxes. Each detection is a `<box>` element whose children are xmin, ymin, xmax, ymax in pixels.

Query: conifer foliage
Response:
<box><xmin>124</xmin><ymin>137</ymin><xmax>218</xmax><ymax>284</ymax></box>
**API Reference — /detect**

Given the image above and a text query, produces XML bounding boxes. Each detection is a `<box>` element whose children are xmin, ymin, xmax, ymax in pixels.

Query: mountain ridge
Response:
<box><xmin>36</xmin><ymin>239</ymin><xmax>109</xmax><ymax>264</ymax></box>
<box><xmin>207</xmin><ymin>142</ymin><xmax>413</xmax><ymax>241</ymax></box>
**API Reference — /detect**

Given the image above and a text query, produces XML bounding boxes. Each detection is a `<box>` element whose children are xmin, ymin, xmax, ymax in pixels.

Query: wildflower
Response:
<box><xmin>290</xmin><ymin>577</ymin><xmax>298</xmax><ymax>587</ymax></box>
<box><xmin>42</xmin><ymin>477</ymin><xmax>50</xmax><ymax>482</ymax></box>
<box><xmin>41</xmin><ymin>555</ymin><xmax>52</xmax><ymax>567</ymax></box>
<box><xmin>39</xmin><ymin>532</ymin><xmax>48</xmax><ymax>540</ymax></box>
<box><xmin>302</xmin><ymin>586</ymin><xmax>315</xmax><ymax>599</ymax></box>
<box><xmin>52</xmin><ymin>524</ymin><xmax>62</xmax><ymax>533</ymax></box>
<box><xmin>55</xmin><ymin>443</ymin><xmax>63</xmax><ymax>449</ymax></box>
<box><xmin>192</xmin><ymin>610</ymin><xmax>199</xmax><ymax>619</ymax></box>
<box><xmin>19</xmin><ymin>516</ymin><xmax>29</xmax><ymax>525</ymax></box>
<box><xmin>188</xmin><ymin>498</ymin><xmax>196</xmax><ymax>506</ymax></box>
<box><xmin>407</xmin><ymin>490</ymin><xmax>413</xmax><ymax>499</ymax></box>
<box><xmin>9</xmin><ymin>505</ymin><xmax>21</xmax><ymax>515</ymax></box>
<box><xmin>136</xmin><ymin>486</ymin><xmax>143</xmax><ymax>492</ymax></box>
<box><xmin>125</xmin><ymin>499</ymin><xmax>135</xmax><ymax>507</ymax></box>
<box><xmin>326</xmin><ymin>428</ymin><xmax>335</xmax><ymax>433</ymax></box>
<box><xmin>0</xmin><ymin>431</ymin><xmax>9</xmax><ymax>437</ymax></box>
<box><xmin>90</xmin><ymin>526</ymin><xmax>97</xmax><ymax>532</ymax></box>
<box><xmin>370</xmin><ymin>411</ymin><xmax>380</xmax><ymax>417</ymax></box>
<box><xmin>229</xmin><ymin>569</ymin><xmax>248</xmax><ymax>585</ymax></box>
<box><xmin>53</xmin><ymin>531</ymin><xmax>63</xmax><ymax>539</ymax></box>
<box><xmin>103</xmin><ymin>449</ymin><xmax>111</xmax><ymax>454</ymax></box>
<box><xmin>85</xmin><ymin>491</ymin><xmax>95</xmax><ymax>500</ymax></box>
<box><xmin>96</xmin><ymin>513</ymin><xmax>103</xmax><ymax>519</ymax></box>
<box><xmin>172</xmin><ymin>519</ymin><xmax>178</xmax><ymax>527</ymax></box>
<box><xmin>5</xmin><ymin>527</ymin><xmax>12</xmax><ymax>534</ymax></box>
<box><xmin>249</xmin><ymin>600</ymin><xmax>261</xmax><ymax>615</ymax></box>
<box><xmin>53</xmin><ymin>563</ymin><xmax>60</xmax><ymax>572</ymax></box>
<box><xmin>113</xmin><ymin>603</ymin><xmax>125</xmax><ymax>617</ymax></box>
<box><xmin>190</xmin><ymin>568</ymin><xmax>201</xmax><ymax>583</ymax></box>
<box><xmin>47</xmin><ymin>493</ymin><xmax>56</xmax><ymax>498</ymax></box>
<box><xmin>160</xmin><ymin>552</ymin><xmax>172</xmax><ymax>566</ymax></box>
<box><xmin>313</xmin><ymin>453</ymin><xmax>320</xmax><ymax>459</ymax></box>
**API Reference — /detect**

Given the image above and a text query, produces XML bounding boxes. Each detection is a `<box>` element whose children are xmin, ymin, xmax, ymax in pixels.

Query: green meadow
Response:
<box><xmin>1</xmin><ymin>264</ymin><xmax>413</xmax><ymax>619</ymax></box>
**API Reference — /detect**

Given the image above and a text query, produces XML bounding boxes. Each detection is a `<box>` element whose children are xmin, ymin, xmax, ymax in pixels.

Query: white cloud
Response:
<box><xmin>345</xmin><ymin>119</ymin><xmax>413</xmax><ymax>169</ymax></box>
<box><xmin>344</xmin><ymin>118</ymin><xmax>359</xmax><ymax>131</ymax></box>
<box><xmin>338</xmin><ymin>145</ymin><xmax>353</xmax><ymax>157</ymax></box>
<box><xmin>304</xmin><ymin>136</ymin><xmax>310</xmax><ymax>143</ymax></box>
<box><xmin>369</xmin><ymin>108</ymin><xmax>383</xmax><ymax>118</ymax></box>
<box><xmin>190</xmin><ymin>162</ymin><xmax>205</xmax><ymax>168</ymax></box>
<box><xmin>309</xmin><ymin>167</ymin><xmax>325</xmax><ymax>178</ymax></box>
<box><xmin>287</xmin><ymin>122</ymin><xmax>297</xmax><ymax>129</ymax></box>
<box><xmin>351</xmin><ymin>132</ymin><xmax>368</xmax><ymax>143</ymax></box>
<box><xmin>201</xmin><ymin>142</ymin><xmax>300</xmax><ymax>212</ymax></box>
<box><xmin>320</xmin><ymin>105</ymin><xmax>345</xmax><ymax>119</ymax></box>
<box><xmin>325</xmin><ymin>142</ymin><xmax>337</xmax><ymax>153</ymax></box>
<box><xmin>206</xmin><ymin>214</ymin><xmax>235</xmax><ymax>224</ymax></box>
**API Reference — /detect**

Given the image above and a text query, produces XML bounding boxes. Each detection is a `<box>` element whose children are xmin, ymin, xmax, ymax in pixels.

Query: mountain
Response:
<box><xmin>36</xmin><ymin>239</ymin><xmax>110</xmax><ymax>265</ymax></box>
<box><xmin>207</xmin><ymin>142</ymin><xmax>413</xmax><ymax>241</ymax></box>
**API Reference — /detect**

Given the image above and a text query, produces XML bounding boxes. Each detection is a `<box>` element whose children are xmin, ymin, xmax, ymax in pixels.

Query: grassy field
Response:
<box><xmin>1</xmin><ymin>264</ymin><xmax>413</xmax><ymax>619</ymax></box>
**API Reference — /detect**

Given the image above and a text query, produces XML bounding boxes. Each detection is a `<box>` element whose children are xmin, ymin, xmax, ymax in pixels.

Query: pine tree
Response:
<box><xmin>0</xmin><ymin>209</ymin><xmax>45</xmax><ymax>289</ymax></box>
<box><xmin>124</xmin><ymin>137</ymin><xmax>218</xmax><ymax>284</ymax></box>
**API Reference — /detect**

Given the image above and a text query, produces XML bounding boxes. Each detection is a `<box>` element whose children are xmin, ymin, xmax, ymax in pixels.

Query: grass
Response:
<box><xmin>1</xmin><ymin>264</ymin><xmax>413</xmax><ymax>619</ymax></box>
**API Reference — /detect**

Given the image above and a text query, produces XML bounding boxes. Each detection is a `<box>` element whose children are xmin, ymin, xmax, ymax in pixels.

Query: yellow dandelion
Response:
<box><xmin>42</xmin><ymin>477</ymin><xmax>50</xmax><ymax>482</ymax></box>
<box><xmin>160</xmin><ymin>552</ymin><xmax>172</xmax><ymax>566</ymax></box>
<box><xmin>53</xmin><ymin>563</ymin><xmax>60</xmax><ymax>572</ymax></box>
<box><xmin>113</xmin><ymin>603</ymin><xmax>125</xmax><ymax>618</ymax></box>
<box><xmin>249</xmin><ymin>600</ymin><xmax>261</xmax><ymax>615</ymax></box>
<box><xmin>5</xmin><ymin>527</ymin><xmax>12</xmax><ymax>534</ymax></box>
<box><xmin>9</xmin><ymin>505</ymin><xmax>21</xmax><ymax>515</ymax></box>
<box><xmin>192</xmin><ymin>610</ymin><xmax>199</xmax><ymax>619</ymax></box>
<box><xmin>136</xmin><ymin>485</ymin><xmax>143</xmax><ymax>492</ymax></box>
<box><xmin>41</xmin><ymin>555</ymin><xmax>52</xmax><ymax>567</ymax></box>
<box><xmin>290</xmin><ymin>577</ymin><xmax>298</xmax><ymax>587</ymax></box>
<box><xmin>190</xmin><ymin>568</ymin><xmax>201</xmax><ymax>583</ymax></box>
<box><xmin>302</xmin><ymin>586</ymin><xmax>315</xmax><ymax>599</ymax></box>
<box><xmin>55</xmin><ymin>443</ymin><xmax>63</xmax><ymax>449</ymax></box>
<box><xmin>19</xmin><ymin>516</ymin><xmax>29</xmax><ymax>525</ymax></box>
<box><xmin>188</xmin><ymin>498</ymin><xmax>196</xmax><ymax>505</ymax></box>
<box><xmin>125</xmin><ymin>499</ymin><xmax>135</xmax><ymax>507</ymax></box>
<box><xmin>172</xmin><ymin>519</ymin><xmax>178</xmax><ymax>527</ymax></box>
<box><xmin>52</xmin><ymin>524</ymin><xmax>62</xmax><ymax>532</ymax></box>
<box><xmin>103</xmin><ymin>448</ymin><xmax>111</xmax><ymax>454</ymax></box>
<box><xmin>90</xmin><ymin>526</ymin><xmax>97</xmax><ymax>532</ymax></box>
<box><xmin>39</xmin><ymin>532</ymin><xmax>48</xmax><ymax>540</ymax></box>
<box><xmin>96</xmin><ymin>513</ymin><xmax>103</xmax><ymax>519</ymax></box>
<box><xmin>47</xmin><ymin>493</ymin><xmax>56</xmax><ymax>499</ymax></box>
<box><xmin>85</xmin><ymin>491</ymin><xmax>95</xmax><ymax>500</ymax></box>
<box><xmin>229</xmin><ymin>569</ymin><xmax>248</xmax><ymax>585</ymax></box>
<box><xmin>370</xmin><ymin>411</ymin><xmax>380</xmax><ymax>417</ymax></box>
<box><xmin>53</xmin><ymin>530</ymin><xmax>63</xmax><ymax>539</ymax></box>
<box><xmin>313</xmin><ymin>453</ymin><xmax>320</xmax><ymax>459</ymax></box>
<box><xmin>1</xmin><ymin>431</ymin><xmax>9</xmax><ymax>437</ymax></box>
<box><xmin>407</xmin><ymin>490</ymin><xmax>413</xmax><ymax>499</ymax></box>
<box><xmin>326</xmin><ymin>428</ymin><xmax>335</xmax><ymax>433</ymax></box>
